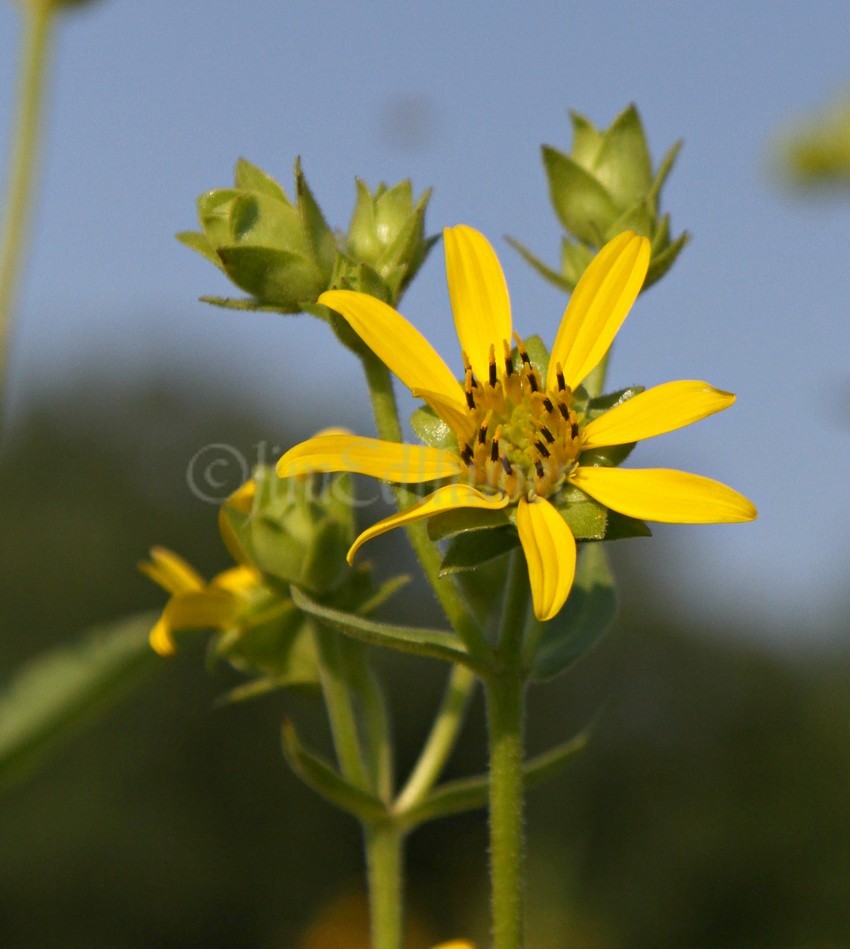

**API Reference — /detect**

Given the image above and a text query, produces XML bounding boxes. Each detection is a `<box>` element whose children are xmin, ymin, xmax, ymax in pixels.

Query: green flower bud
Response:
<box><xmin>510</xmin><ymin>104</ymin><xmax>688</xmax><ymax>292</ymax></box>
<box><xmin>343</xmin><ymin>179</ymin><xmax>437</xmax><ymax>303</ymax></box>
<box><xmin>178</xmin><ymin>158</ymin><xmax>337</xmax><ymax>312</ymax></box>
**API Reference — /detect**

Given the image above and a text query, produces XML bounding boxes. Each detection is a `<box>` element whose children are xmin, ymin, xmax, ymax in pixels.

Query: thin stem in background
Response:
<box><xmin>0</xmin><ymin>1</ymin><xmax>56</xmax><ymax>427</ymax></box>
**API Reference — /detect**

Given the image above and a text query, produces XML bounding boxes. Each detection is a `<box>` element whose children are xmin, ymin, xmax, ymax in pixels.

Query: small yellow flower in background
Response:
<box><xmin>277</xmin><ymin>226</ymin><xmax>756</xmax><ymax>623</ymax></box>
<box><xmin>139</xmin><ymin>546</ymin><xmax>261</xmax><ymax>656</ymax></box>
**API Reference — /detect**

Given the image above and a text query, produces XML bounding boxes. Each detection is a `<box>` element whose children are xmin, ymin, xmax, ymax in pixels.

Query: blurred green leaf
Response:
<box><xmin>0</xmin><ymin>612</ymin><xmax>160</xmax><ymax>786</ymax></box>
<box><xmin>530</xmin><ymin>544</ymin><xmax>617</xmax><ymax>680</ymax></box>
<box><xmin>439</xmin><ymin>526</ymin><xmax>519</xmax><ymax>575</ymax></box>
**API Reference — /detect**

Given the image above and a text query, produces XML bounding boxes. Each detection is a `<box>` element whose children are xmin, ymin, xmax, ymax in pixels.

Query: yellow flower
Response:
<box><xmin>139</xmin><ymin>545</ymin><xmax>262</xmax><ymax>656</ymax></box>
<box><xmin>277</xmin><ymin>226</ymin><xmax>756</xmax><ymax>622</ymax></box>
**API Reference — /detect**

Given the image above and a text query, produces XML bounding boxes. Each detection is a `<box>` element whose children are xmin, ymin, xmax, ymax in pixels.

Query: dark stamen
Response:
<box><xmin>542</xmin><ymin>397</ymin><xmax>554</xmax><ymax>413</ymax></box>
<box><xmin>539</xmin><ymin>424</ymin><xmax>555</xmax><ymax>444</ymax></box>
<box><xmin>503</xmin><ymin>340</ymin><xmax>514</xmax><ymax>376</ymax></box>
<box><xmin>558</xmin><ymin>402</ymin><xmax>570</xmax><ymax>421</ymax></box>
<box><xmin>500</xmin><ymin>455</ymin><xmax>513</xmax><ymax>475</ymax></box>
<box><xmin>490</xmin><ymin>439</ymin><xmax>499</xmax><ymax>463</ymax></box>
<box><xmin>571</xmin><ymin>421</ymin><xmax>579</xmax><ymax>440</ymax></box>
<box><xmin>488</xmin><ymin>344</ymin><xmax>497</xmax><ymax>387</ymax></box>
<box><xmin>460</xmin><ymin>444</ymin><xmax>474</xmax><ymax>465</ymax></box>
<box><xmin>555</xmin><ymin>363</ymin><xmax>566</xmax><ymax>392</ymax></box>
<box><xmin>465</xmin><ymin>387</ymin><xmax>476</xmax><ymax>410</ymax></box>
<box><xmin>534</xmin><ymin>439</ymin><xmax>550</xmax><ymax>458</ymax></box>
<box><xmin>534</xmin><ymin>459</ymin><xmax>545</xmax><ymax>478</ymax></box>
<box><xmin>527</xmin><ymin>369</ymin><xmax>539</xmax><ymax>393</ymax></box>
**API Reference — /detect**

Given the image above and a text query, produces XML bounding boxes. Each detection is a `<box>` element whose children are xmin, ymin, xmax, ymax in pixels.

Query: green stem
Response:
<box><xmin>358</xmin><ymin>349</ymin><xmax>490</xmax><ymax>666</ymax></box>
<box><xmin>395</xmin><ymin>663</ymin><xmax>477</xmax><ymax>812</ymax></box>
<box><xmin>0</xmin><ymin>1</ymin><xmax>56</xmax><ymax>416</ymax></box>
<box><xmin>314</xmin><ymin>634</ymin><xmax>367</xmax><ymax>789</ymax></box>
<box><xmin>485</xmin><ymin>552</ymin><xmax>530</xmax><ymax>949</ymax></box>
<box><xmin>364</xmin><ymin>820</ymin><xmax>405</xmax><ymax>949</ymax></box>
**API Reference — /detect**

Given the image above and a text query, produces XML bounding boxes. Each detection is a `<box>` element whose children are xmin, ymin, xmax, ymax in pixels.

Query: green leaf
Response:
<box><xmin>281</xmin><ymin>719</ymin><xmax>386</xmax><ymax>821</ymax></box>
<box><xmin>400</xmin><ymin>729</ymin><xmax>589</xmax><ymax>829</ymax></box>
<box><xmin>439</xmin><ymin>526</ymin><xmax>519</xmax><ymax>575</ymax></box>
<box><xmin>289</xmin><ymin>586</ymin><xmax>481</xmax><ymax>670</ymax></box>
<box><xmin>0</xmin><ymin>612</ymin><xmax>160</xmax><ymax>786</ymax></box>
<box><xmin>603</xmin><ymin>509</ymin><xmax>652</xmax><ymax>540</ymax></box>
<box><xmin>542</xmin><ymin>146</ymin><xmax>620</xmax><ymax>244</ymax></box>
<box><xmin>427</xmin><ymin>505</ymin><xmax>510</xmax><ymax>541</ymax></box>
<box><xmin>197</xmin><ymin>188</ymin><xmax>239</xmax><ymax>248</ymax></box>
<box><xmin>530</xmin><ymin>543</ymin><xmax>617</xmax><ymax>680</ymax></box>
<box><xmin>645</xmin><ymin>228</ymin><xmax>690</xmax><ymax>289</ymax></box>
<box><xmin>410</xmin><ymin>404</ymin><xmax>456</xmax><ymax>450</ymax></box>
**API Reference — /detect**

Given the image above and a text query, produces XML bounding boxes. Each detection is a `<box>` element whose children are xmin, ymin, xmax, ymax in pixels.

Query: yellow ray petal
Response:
<box><xmin>139</xmin><ymin>546</ymin><xmax>205</xmax><ymax>595</ymax></box>
<box><xmin>444</xmin><ymin>225</ymin><xmax>512</xmax><ymax>383</ymax></box>
<box><xmin>347</xmin><ymin>484</ymin><xmax>509</xmax><ymax>563</ymax></box>
<box><xmin>413</xmin><ymin>387</ymin><xmax>476</xmax><ymax>442</ymax></box>
<box><xmin>277</xmin><ymin>433</ymin><xmax>463</xmax><ymax>483</ymax></box>
<box><xmin>149</xmin><ymin>617</ymin><xmax>177</xmax><ymax>656</ymax></box>
<box><xmin>581</xmin><ymin>381</ymin><xmax>736</xmax><ymax>449</ymax></box>
<box><xmin>211</xmin><ymin>565</ymin><xmax>261</xmax><ymax>596</ymax></box>
<box><xmin>572</xmin><ymin>466</ymin><xmax>758</xmax><ymax>523</ymax></box>
<box><xmin>430</xmin><ymin>942</ymin><xmax>476</xmax><ymax>949</ymax></box>
<box><xmin>516</xmin><ymin>496</ymin><xmax>577</xmax><ymax>622</ymax></box>
<box><xmin>318</xmin><ymin>289</ymin><xmax>464</xmax><ymax>409</ymax></box>
<box><xmin>547</xmin><ymin>231</ymin><xmax>650</xmax><ymax>392</ymax></box>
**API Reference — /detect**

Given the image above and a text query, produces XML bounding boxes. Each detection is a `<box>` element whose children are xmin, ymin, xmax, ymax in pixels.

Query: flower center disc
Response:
<box><xmin>459</xmin><ymin>337</ymin><xmax>581</xmax><ymax>500</ymax></box>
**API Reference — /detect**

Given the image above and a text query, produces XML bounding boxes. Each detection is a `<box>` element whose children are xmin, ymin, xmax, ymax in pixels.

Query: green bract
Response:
<box><xmin>179</xmin><ymin>159</ymin><xmax>436</xmax><ymax>312</ymax></box>
<box><xmin>510</xmin><ymin>104</ymin><xmax>688</xmax><ymax>292</ymax></box>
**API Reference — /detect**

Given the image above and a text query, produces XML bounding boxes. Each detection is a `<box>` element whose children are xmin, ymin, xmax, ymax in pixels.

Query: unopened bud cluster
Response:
<box><xmin>511</xmin><ymin>104</ymin><xmax>687</xmax><ymax>291</ymax></box>
<box><xmin>179</xmin><ymin>159</ymin><xmax>434</xmax><ymax>312</ymax></box>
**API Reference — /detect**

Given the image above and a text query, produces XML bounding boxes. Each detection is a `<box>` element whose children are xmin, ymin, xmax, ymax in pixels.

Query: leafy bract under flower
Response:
<box><xmin>277</xmin><ymin>226</ymin><xmax>756</xmax><ymax>622</ymax></box>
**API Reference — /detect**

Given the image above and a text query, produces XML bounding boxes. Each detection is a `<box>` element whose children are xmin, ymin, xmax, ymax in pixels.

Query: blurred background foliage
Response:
<box><xmin>1</xmin><ymin>376</ymin><xmax>848</xmax><ymax>948</ymax></box>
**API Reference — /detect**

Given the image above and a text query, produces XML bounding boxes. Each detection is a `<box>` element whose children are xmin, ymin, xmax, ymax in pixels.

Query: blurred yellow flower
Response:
<box><xmin>138</xmin><ymin>545</ymin><xmax>261</xmax><ymax>656</ymax></box>
<box><xmin>278</xmin><ymin>226</ymin><xmax>756</xmax><ymax>623</ymax></box>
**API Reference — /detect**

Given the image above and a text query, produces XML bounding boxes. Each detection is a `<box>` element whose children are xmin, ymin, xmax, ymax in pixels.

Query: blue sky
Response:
<box><xmin>2</xmin><ymin>0</ymin><xmax>848</xmax><ymax>643</ymax></box>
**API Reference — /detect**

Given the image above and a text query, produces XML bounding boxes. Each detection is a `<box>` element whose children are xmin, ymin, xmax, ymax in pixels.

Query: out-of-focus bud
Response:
<box><xmin>178</xmin><ymin>158</ymin><xmax>337</xmax><ymax>312</ymax></box>
<box><xmin>776</xmin><ymin>92</ymin><xmax>850</xmax><ymax>190</ymax></box>
<box><xmin>142</xmin><ymin>461</ymin><xmax>404</xmax><ymax>699</ymax></box>
<box><xmin>510</xmin><ymin>104</ymin><xmax>688</xmax><ymax>292</ymax></box>
<box><xmin>342</xmin><ymin>180</ymin><xmax>437</xmax><ymax>303</ymax></box>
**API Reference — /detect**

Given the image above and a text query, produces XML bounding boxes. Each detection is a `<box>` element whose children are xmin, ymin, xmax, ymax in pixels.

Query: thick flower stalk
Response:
<box><xmin>278</xmin><ymin>226</ymin><xmax>756</xmax><ymax>623</ymax></box>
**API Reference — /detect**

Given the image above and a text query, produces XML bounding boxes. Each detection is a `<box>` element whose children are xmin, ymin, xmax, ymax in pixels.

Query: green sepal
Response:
<box><xmin>216</xmin><ymin>246</ymin><xmax>324</xmax><ymax>311</ymax></box>
<box><xmin>196</xmin><ymin>188</ymin><xmax>239</xmax><ymax>249</ymax></box>
<box><xmin>530</xmin><ymin>543</ymin><xmax>617</xmax><ymax>680</ymax></box>
<box><xmin>294</xmin><ymin>157</ymin><xmax>338</xmax><ymax>276</ymax></box>
<box><xmin>215</xmin><ymin>601</ymin><xmax>321</xmax><ymax>690</ymax></box>
<box><xmin>427</xmin><ymin>505</ymin><xmax>511</xmax><ymax>542</ymax></box>
<box><xmin>176</xmin><ymin>230</ymin><xmax>222</xmax><ymax>268</ymax></box>
<box><xmin>281</xmin><ymin>719</ymin><xmax>387</xmax><ymax>822</ymax></box>
<box><xmin>410</xmin><ymin>404</ymin><xmax>456</xmax><ymax>451</ymax></box>
<box><xmin>645</xmin><ymin>225</ymin><xmax>690</xmax><ymax>289</ymax></box>
<box><xmin>551</xmin><ymin>485</ymin><xmax>608</xmax><ymax>540</ymax></box>
<box><xmin>542</xmin><ymin>145</ymin><xmax>619</xmax><ymax>244</ymax></box>
<box><xmin>439</xmin><ymin>526</ymin><xmax>519</xmax><ymax>575</ymax></box>
<box><xmin>591</xmin><ymin>104</ymin><xmax>654</xmax><ymax>207</ymax></box>
<box><xmin>234</xmin><ymin>157</ymin><xmax>288</xmax><ymax>202</ymax></box>
<box><xmin>603</xmin><ymin>509</ymin><xmax>652</xmax><ymax>540</ymax></box>
<box><xmin>504</xmin><ymin>236</ymin><xmax>573</xmax><ymax>293</ymax></box>
<box><xmin>585</xmin><ymin>385</ymin><xmax>643</xmax><ymax>420</ymax></box>
<box><xmin>511</xmin><ymin>333</ymin><xmax>550</xmax><ymax>378</ymax></box>
<box><xmin>289</xmin><ymin>586</ymin><xmax>480</xmax><ymax>671</ymax></box>
<box><xmin>0</xmin><ymin>612</ymin><xmax>160</xmax><ymax>786</ymax></box>
<box><xmin>578</xmin><ymin>442</ymin><xmax>637</xmax><ymax>469</ymax></box>
<box><xmin>399</xmin><ymin>729</ymin><xmax>589</xmax><ymax>830</ymax></box>
<box><xmin>199</xmin><ymin>296</ymin><xmax>301</xmax><ymax>314</ymax></box>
